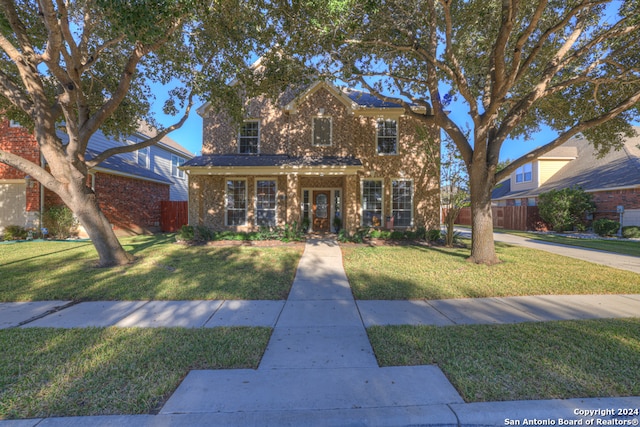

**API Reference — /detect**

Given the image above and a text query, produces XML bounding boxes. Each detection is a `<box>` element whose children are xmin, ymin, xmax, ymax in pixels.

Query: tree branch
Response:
<box><xmin>85</xmin><ymin>91</ymin><xmax>195</xmax><ymax>168</ymax></box>
<box><xmin>0</xmin><ymin>149</ymin><xmax>60</xmax><ymax>193</ymax></box>
<box><xmin>495</xmin><ymin>88</ymin><xmax>640</xmax><ymax>182</ymax></box>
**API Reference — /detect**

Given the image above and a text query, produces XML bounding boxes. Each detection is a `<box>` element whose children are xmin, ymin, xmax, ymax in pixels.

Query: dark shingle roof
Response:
<box><xmin>87</xmin><ymin>149</ymin><xmax>172</xmax><ymax>184</ymax></box>
<box><xmin>534</xmin><ymin>135</ymin><xmax>640</xmax><ymax>194</ymax></box>
<box><xmin>345</xmin><ymin>89</ymin><xmax>405</xmax><ymax>108</ymax></box>
<box><xmin>183</xmin><ymin>154</ymin><xmax>363</xmax><ymax>168</ymax></box>
<box><xmin>492</xmin><ymin>129</ymin><xmax>640</xmax><ymax>200</ymax></box>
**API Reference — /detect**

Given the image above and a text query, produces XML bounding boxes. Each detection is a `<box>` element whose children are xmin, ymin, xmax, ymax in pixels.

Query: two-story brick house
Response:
<box><xmin>0</xmin><ymin>119</ymin><xmax>193</xmax><ymax>235</ymax></box>
<box><xmin>182</xmin><ymin>81</ymin><xmax>440</xmax><ymax>234</ymax></box>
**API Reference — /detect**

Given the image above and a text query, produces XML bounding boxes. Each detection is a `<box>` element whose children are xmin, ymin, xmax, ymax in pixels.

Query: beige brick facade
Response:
<box><xmin>188</xmin><ymin>82</ymin><xmax>440</xmax><ymax>233</ymax></box>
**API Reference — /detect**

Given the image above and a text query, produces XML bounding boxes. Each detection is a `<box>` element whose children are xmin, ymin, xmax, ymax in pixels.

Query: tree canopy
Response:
<box><xmin>273</xmin><ymin>0</ymin><xmax>640</xmax><ymax>263</ymax></box>
<box><xmin>0</xmin><ymin>0</ymin><xmax>277</xmax><ymax>265</ymax></box>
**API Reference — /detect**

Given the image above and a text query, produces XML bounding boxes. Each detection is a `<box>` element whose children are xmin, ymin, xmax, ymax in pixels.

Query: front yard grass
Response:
<box><xmin>0</xmin><ymin>235</ymin><xmax>303</xmax><ymax>301</ymax></box>
<box><xmin>501</xmin><ymin>230</ymin><xmax>640</xmax><ymax>257</ymax></box>
<box><xmin>368</xmin><ymin>318</ymin><xmax>640</xmax><ymax>402</ymax></box>
<box><xmin>0</xmin><ymin>327</ymin><xmax>271</xmax><ymax>419</ymax></box>
<box><xmin>342</xmin><ymin>243</ymin><xmax>640</xmax><ymax>300</ymax></box>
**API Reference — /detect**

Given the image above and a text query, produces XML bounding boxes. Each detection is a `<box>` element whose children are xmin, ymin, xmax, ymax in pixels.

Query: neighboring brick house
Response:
<box><xmin>182</xmin><ymin>81</ymin><xmax>440</xmax><ymax>234</ymax></box>
<box><xmin>492</xmin><ymin>129</ymin><xmax>640</xmax><ymax>227</ymax></box>
<box><xmin>0</xmin><ymin>119</ymin><xmax>193</xmax><ymax>235</ymax></box>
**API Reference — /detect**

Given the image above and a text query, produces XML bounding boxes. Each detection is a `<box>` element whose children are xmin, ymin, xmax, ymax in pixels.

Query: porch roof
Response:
<box><xmin>182</xmin><ymin>154</ymin><xmax>363</xmax><ymax>176</ymax></box>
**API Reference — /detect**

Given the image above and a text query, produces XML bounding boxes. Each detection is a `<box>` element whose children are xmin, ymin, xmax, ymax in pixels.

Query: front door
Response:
<box><xmin>312</xmin><ymin>191</ymin><xmax>331</xmax><ymax>232</ymax></box>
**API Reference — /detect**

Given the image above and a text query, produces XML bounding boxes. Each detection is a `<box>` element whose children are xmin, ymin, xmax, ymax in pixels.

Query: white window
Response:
<box><xmin>226</xmin><ymin>180</ymin><xmax>247</xmax><ymax>226</ymax></box>
<box><xmin>9</xmin><ymin>120</ymin><xmax>21</xmax><ymax>128</ymax></box>
<box><xmin>171</xmin><ymin>155</ymin><xmax>186</xmax><ymax>179</ymax></box>
<box><xmin>515</xmin><ymin>163</ymin><xmax>532</xmax><ymax>183</ymax></box>
<box><xmin>137</xmin><ymin>146</ymin><xmax>150</xmax><ymax>169</ymax></box>
<box><xmin>312</xmin><ymin>117</ymin><xmax>332</xmax><ymax>146</ymax></box>
<box><xmin>377</xmin><ymin>119</ymin><xmax>398</xmax><ymax>154</ymax></box>
<box><xmin>256</xmin><ymin>180</ymin><xmax>277</xmax><ymax>227</ymax></box>
<box><xmin>392</xmin><ymin>180</ymin><xmax>413</xmax><ymax>227</ymax></box>
<box><xmin>527</xmin><ymin>198</ymin><xmax>537</xmax><ymax>207</ymax></box>
<box><xmin>362</xmin><ymin>180</ymin><xmax>383</xmax><ymax>227</ymax></box>
<box><xmin>239</xmin><ymin>120</ymin><xmax>259</xmax><ymax>154</ymax></box>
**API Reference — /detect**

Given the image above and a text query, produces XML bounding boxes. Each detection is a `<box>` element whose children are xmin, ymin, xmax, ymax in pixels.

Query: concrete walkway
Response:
<box><xmin>2</xmin><ymin>237</ymin><xmax>640</xmax><ymax>426</ymax></box>
<box><xmin>457</xmin><ymin>227</ymin><xmax>640</xmax><ymax>274</ymax></box>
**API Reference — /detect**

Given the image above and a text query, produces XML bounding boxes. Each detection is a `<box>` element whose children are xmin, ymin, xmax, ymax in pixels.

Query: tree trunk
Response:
<box><xmin>467</xmin><ymin>161</ymin><xmax>500</xmax><ymax>265</ymax></box>
<box><xmin>444</xmin><ymin>207</ymin><xmax>460</xmax><ymax>247</ymax></box>
<box><xmin>59</xmin><ymin>174</ymin><xmax>134</xmax><ymax>267</ymax></box>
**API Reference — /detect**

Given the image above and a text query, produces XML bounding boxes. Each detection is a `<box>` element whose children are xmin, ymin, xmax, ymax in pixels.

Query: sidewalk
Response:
<box><xmin>2</xmin><ymin>237</ymin><xmax>640</xmax><ymax>426</ymax></box>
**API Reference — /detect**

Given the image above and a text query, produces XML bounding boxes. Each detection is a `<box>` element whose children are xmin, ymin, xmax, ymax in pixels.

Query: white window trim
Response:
<box><xmin>136</xmin><ymin>146</ymin><xmax>150</xmax><ymax>169</ymax></box>
<box><xmin>376</xmin><ymin>118</ymin><xmax>399</xmax><ymax>155</ymax></box>
<box><xmin>171</xmin><ymin>154</ymin><xmax>186</xmax><ymax>179</ymax></box>
<box><xmin>312</xmin><ymin>116</ymin><xmax>332</xmax><ymax>147</ymax></box>
<box><xmin>255</xmin><ymin>178</ymin><xmax>278</xmax><ymax>227</ymax></box>
<box><xmin>515</xmin><ymin>163</ymin><xmax>532</xmax><ymax>183</ymax></box>
<box><xmin>391</xmin><ymin>178</ymin><xmax>414</xmax><ymax>228</ymax></box>
<box><xmin>238</xmin><ymin>119</ymin><xmax>260</xmax><ymax>154</ymax></box>
<box><xmin>361</xmin><ymin>178</ymin><xmax>384</xmax><ymax>227</ymax></box>
<box><xmin>225</xmin><ymin>179</ymin><xmax>247</xmax><ymax>226</ymax></box>
<box><xmin>9</xmin><ymin>120</ymin><xmax>21</xmax><ymax>128</ymax></box>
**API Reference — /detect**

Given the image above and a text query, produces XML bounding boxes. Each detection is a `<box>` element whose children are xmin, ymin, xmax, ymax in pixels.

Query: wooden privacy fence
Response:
<box><xmin>445</xmin><ymin>206</ymin><xmax>546</xmax><ymax>231</ymax></box>
<box><xmin>161</xmin><ymin>201</ymin><xmax>188</xmax><ymax>232</ymax></box>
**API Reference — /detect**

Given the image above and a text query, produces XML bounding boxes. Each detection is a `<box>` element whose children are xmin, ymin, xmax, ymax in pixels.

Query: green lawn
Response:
<box><xmin>342</xmin><ymin>243</ymin><xmax>640</xmax><ymax>299</ymax></box>
<box><xmin>500</xmin><ymin>230</ymin><xmax>640</xmax><ymax>257</ymax></box>
<box><xmin>0</xmin><ymin>235</ymin><xmax>303</xmax><ymax>301</ymax></box>
<box><xmin>368</xmin><ymin>319</ymin><xmax>640</xmax><ymax>402</ymax></box>
<box><xmin>0</xmin><ymin>327</ymin><xmax>271</xmax><ymax>419</ymax></box>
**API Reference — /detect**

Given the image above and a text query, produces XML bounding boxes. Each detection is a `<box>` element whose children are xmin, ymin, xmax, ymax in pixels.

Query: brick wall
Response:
<box><xmin>197</xmin><ymin>85</ymin><xmax>441</xmax><ymax>232</ymax></box>
<box><xmin>93</xmin><ymin>173</ymin><xmax>169</xmax><ymax>234</ymax></box>
<box><xmin>592</xmin><ymin>188</ymin><xmax>640</xmax><ymax>221</ymax></box>
<box><xmin>0</xmin><ymin>120</ymin><xmax>42</xmax><ymax>213</ymax></box>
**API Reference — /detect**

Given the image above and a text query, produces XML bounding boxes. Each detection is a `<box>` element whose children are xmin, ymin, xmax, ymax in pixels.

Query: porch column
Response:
<box><xmin>344</xmin><ymin>175</ymin><xmax>359</xmax><ymax>233</ymax></box>
<box><xmin>286</xmin><ymin>174</ymin><xmax>300</xmax><ymax>225</ymax></box>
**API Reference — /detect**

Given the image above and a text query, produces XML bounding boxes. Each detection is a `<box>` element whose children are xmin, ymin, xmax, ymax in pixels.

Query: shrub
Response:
<box><xmin>415</xmin><ymin>226</ymin><xmax>427</xmax><ymax>240</ymax></box>
<box><xmin>426</xmin><ymin>229</ymin><xmax>443</xmax><ymax>242</ymax></box>
<box><xmin>622</xmin><ymin>226</ymin><xmax>640</xmax><ymax>239</ymax></box>
<box><xmin>2</xmin><ymin>225</ymin><xmax>28</xmax><ymax>240</ymax></box>
<box><xmin>593</xmin><ymin>218</ymin><xmax>620</xmax><ymax>237</ymax></box>
<box><xmin>369</xmin><ymin>229</ymin><xmax>391</xmax><ymax>239</ymax></box>
<box><xmin>538</xmin><ymin>187</ymin><xmax>595</xmax><ymax>232</ymax></box>
<box><xmin>42</xmin><ymin>205</ymin><xmax>78</xmax><ymax>239</ymax></box>
<box><xmin>176</xmin><ymin>225</ymin><xmax>216</xmax><ymax>242</ymax></box>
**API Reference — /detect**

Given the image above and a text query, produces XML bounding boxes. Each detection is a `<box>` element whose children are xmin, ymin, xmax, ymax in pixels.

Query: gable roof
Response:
<box><xmin>536</xmin><ymin>133</ymin><xmax>640</xmax><ymax>193</ymax></box>
<box><xmin>283</xmin><ymin>81</ymin><xmax>357</xmax><ymax>113</ymax></box>
<box><xmin>492</xmin><ymin>129</ymin><xmax>640</xmax><ymax>200</ymax></box>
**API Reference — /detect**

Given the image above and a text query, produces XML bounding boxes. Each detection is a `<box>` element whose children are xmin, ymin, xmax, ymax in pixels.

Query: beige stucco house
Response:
<box><xmin>182</xmin><ymin>81</ymin><xmax>440</xmax><ymax>234</ymax></box>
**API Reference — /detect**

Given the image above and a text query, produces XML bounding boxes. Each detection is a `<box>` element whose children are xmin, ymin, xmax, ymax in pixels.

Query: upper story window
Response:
<box><xmin>377</xmin><ymin>119</ymin><xmax>398</xmax><ymax>154</ymax></box>
<box><xmin>239</xmin><ymin>120</ymin><xmax>259</xmax><ymax>154</ymax></box>
<box><xmin>171</xmin><ymin>154</ymin><xmax>186</xmax><ymax>179</ymax></box>
<box><xmin>515</xmin><ymin>163</ymin><xmax>532</xmax><ymax>183</ymax></box>
<box><xmin>137</xmin><ymin>146</ymin><xmax>150</xmax><ymax>169</ymax></box>
<box><xmin>312</xmin><ymin>117</ymin><xmax>332</xmax><ymax>146</ymax></box>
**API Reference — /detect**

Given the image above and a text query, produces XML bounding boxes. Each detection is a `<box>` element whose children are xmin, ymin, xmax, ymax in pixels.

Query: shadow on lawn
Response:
<box><xmin>0</xmin><ymin>236</ymin><xmax>303</xmax><ymax>302</ymax></box>
<box><xmin>0</xmin><ymin>327</ymin><xmax>271</xmax><ymax>419</ymax></box>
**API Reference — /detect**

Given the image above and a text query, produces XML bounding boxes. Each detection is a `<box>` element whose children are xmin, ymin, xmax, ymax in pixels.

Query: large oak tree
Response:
<box><xmin>275</xmin><ymin>0</ymin><xmax>640</xmax><ymax>264</ymax></box>
<box><xmin>0</xmin><ymin>0</ymin><xmax>271</xmax><ymax>266</ymax></box>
